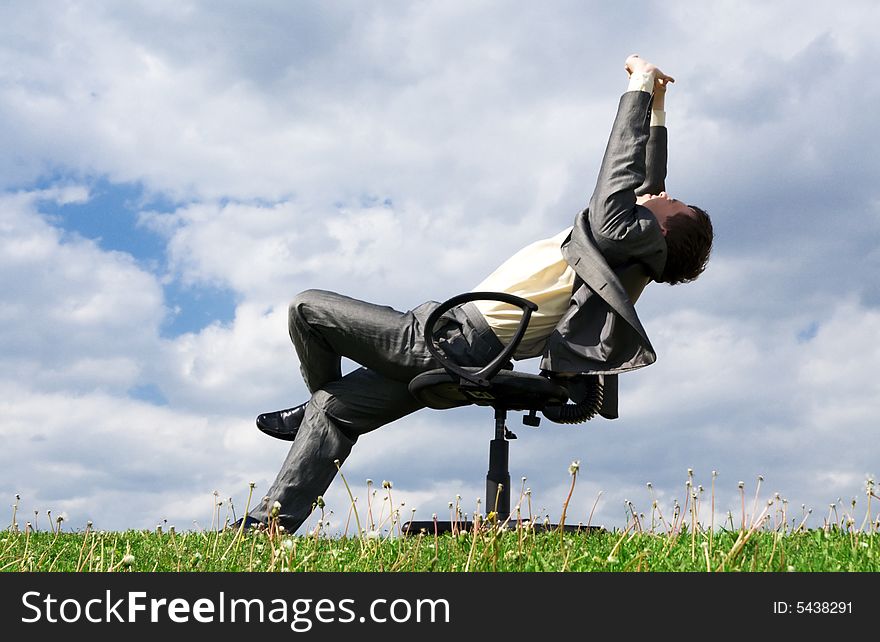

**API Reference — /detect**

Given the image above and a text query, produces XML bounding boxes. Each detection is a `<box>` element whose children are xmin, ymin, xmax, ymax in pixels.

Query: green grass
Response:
<box><xmin>4</xmin><ymin>468</ymin><xmax>878</xmax><ymax>572</ymax></box>
<box><xmin>3</xmin><ymin>523</ymin><xmax>878</xmax><ymax>572</ymax></box>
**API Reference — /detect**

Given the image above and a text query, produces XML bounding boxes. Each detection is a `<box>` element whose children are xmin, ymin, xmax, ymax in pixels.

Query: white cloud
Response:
<box><xmin>159</xmin><ymin>302</ymin><xmax>303</xmax><ymax>413</ymax></box>
<box><xmin>0</xmin><ymin>191</ymin><xmax>165</xmax><ymax>394</ymax></box>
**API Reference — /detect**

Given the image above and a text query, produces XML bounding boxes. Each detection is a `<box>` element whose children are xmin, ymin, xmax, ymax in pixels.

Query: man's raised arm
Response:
<box><xmin>636</xmin><ymin>76</ymin><xmax>668</xmax><ymax>197</ymax></box>
<box><xmin>586</xmin><ymin>55</ymin><xmax>672</xmax><ymax>268</ymax></box>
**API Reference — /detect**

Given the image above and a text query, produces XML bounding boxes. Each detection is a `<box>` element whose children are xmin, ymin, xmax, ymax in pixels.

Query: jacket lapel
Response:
<box><xmin>562</xmin><ymin>236</ymin><xmax>652</xmax><ymax>348</ymax></box>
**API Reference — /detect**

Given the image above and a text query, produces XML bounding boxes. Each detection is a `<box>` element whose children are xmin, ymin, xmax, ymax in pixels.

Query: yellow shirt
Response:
<box><xmin>471</xmin><ymin>226</ymin><xmax>575</xmax><ymax>359</ymax></box>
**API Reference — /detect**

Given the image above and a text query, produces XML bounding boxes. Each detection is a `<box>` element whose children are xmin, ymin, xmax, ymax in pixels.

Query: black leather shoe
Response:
<box><xmin>256</xmin><ymin>403</ymin><xmax>307</xmax><ymax>441</ymax></box>
<box><xmin>228</xmin><ymin>515</ymin><xmax>265</xmax><ymax>532</ymax></box>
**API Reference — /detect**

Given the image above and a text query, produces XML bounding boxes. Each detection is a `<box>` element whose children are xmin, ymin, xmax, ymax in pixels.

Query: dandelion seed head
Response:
<box><xmin>569</xmin><ymin>460</ymin><xmax>580</xmax><ymax>475</ymax></box>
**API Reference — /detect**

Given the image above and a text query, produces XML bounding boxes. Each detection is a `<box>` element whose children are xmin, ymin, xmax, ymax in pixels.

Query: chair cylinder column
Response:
<box><xmin>487</xmin><ymin>408</ymin><xmax>511</xmax><ymax>519</ymax></box>
<box><xmin>486</xmin><ymin>439</ymin><xmax>510</xmax><ymax>518</ymax></box>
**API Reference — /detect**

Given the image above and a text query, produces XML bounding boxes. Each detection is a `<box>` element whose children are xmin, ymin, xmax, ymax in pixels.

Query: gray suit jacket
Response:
<box><xmin>539</xmin><ymin>90</ymin><xmax>668</xmax><ymax>419</ymax></box>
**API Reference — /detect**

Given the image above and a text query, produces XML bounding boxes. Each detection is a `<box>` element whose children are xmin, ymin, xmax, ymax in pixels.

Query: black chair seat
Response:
<box><xmin>409</xmin><ymin>367</ymin><xmax>570</xmax><ymax>411</ymax></box>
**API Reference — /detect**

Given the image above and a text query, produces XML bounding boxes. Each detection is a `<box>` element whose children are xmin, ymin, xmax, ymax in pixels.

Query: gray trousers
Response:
<box><xmin>249</xmin><ymin>289</ymin><xmax>505</xmax><ymax>532</ymax></box>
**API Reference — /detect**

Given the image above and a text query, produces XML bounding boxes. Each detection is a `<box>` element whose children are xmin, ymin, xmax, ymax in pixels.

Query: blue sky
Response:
<box><xmin>34</xmin><ymin>177</ymin><xmax>238</xmax><ymax>338</ymax></box>
<box><xmin>2</xmin><ymin>0</ymin><xmax>879</xmax><ymax>532</ymax></box>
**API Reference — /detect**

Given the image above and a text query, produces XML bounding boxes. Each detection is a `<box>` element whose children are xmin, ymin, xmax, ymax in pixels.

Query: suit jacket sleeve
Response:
<box><xmin>584</xmin><ymin>91</ymin><xmax>666</xmax><ymax>277</ymax></box>
<box><xmin>635</xmin><ymin>125</ymin><xmax>667</xmax><ymax>196</ymax></box>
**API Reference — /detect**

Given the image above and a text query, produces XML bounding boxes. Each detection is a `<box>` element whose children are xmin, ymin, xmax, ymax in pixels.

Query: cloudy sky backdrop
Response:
<box><xmin>2</xmin><ymin>1</ymin><xmax>879</xmax><ymax>532</ymax></box>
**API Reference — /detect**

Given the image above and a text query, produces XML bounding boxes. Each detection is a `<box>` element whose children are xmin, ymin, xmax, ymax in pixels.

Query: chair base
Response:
<box><xmin>402</xmin><ymin>520</ymin><xmax>603</xmax><ymax>536</ymax></box>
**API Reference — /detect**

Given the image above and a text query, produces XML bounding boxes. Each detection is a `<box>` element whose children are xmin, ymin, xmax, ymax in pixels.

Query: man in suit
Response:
<box><xmin>241</xmin><ymin>55</ymin><xmax>713</xmax><ymax>532</ymax></box>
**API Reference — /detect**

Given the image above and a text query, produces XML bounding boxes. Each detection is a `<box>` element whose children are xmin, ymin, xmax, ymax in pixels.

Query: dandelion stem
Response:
<box><xmin>334</xmin><ymin>460</ymin><xmax>365</xmax><ymax>549</ymax></box>
<box><xmin>586</xmin><ymin>491</ymin><xmax>603</xmax><ymax>530</ymax></box>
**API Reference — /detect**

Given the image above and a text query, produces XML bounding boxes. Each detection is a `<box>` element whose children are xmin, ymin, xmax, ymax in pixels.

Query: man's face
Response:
<box><xmin>637</xmin><ymin>192</ymin><xmax>695</xmax><ymax>236</ymax></box>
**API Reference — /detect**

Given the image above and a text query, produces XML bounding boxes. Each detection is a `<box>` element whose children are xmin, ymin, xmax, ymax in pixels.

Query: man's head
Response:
<box><xmin>637</xmin><ymin>192</ymin><xmax>713</xmax><ymax>285</ymax></box>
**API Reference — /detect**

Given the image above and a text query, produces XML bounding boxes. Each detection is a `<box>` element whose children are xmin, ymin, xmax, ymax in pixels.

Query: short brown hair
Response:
<box><xmin>658</xmin><ymin>205</ymin><xmax>713</xmax><ymax>285</ymax></box>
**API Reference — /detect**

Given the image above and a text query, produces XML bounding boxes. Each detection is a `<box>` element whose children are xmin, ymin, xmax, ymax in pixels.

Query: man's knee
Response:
<box><xmin>289</xmin><ymin>289</ymin><xmax>333</xmax><ymax>330</ymax></box>
<box><xmin>290</xmin><ymin>288</ymin><xmax>325</xmax><ymax>316</ymax></box>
